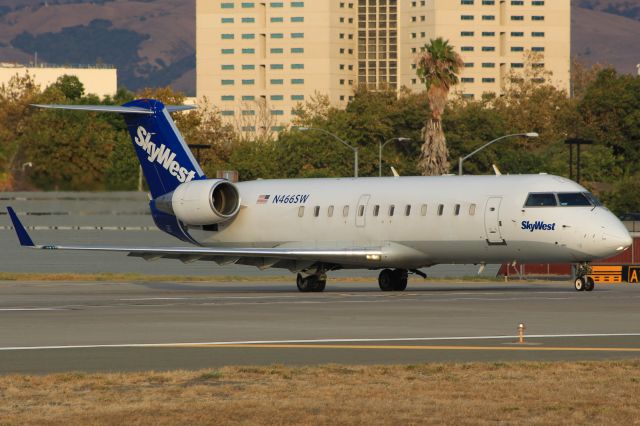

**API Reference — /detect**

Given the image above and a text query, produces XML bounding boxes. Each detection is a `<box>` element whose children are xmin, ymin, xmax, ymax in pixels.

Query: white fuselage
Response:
<box><xmin>186</xmin><ymin>174</ymin><xmax>632</xmax><ymax>269</ymax></box>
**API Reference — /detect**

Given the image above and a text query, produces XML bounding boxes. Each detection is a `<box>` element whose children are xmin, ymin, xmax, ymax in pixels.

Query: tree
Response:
<box><xmin>414</xmin><ymin>38</ymin><xmax>464</xmax><ymax>175</ymax></box>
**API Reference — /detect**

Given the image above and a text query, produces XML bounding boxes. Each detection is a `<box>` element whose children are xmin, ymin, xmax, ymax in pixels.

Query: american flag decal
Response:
<box><xmin>257</xmin><ymin>194</ymin><xmax>270</xmax><ymax>204</ymax></box>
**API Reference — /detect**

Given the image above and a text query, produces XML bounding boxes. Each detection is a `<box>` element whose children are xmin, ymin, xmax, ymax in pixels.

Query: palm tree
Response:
<box><xmin>415</xmin><ymin>38</ymin><xmax>464</xmax><ymax>175</ymax></box>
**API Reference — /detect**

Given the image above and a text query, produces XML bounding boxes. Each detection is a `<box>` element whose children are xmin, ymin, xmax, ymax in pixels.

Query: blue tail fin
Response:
<box><xmin>121</xmin><ymin>99</ymin><xmax>206</xmax><ymax>198</ymax></box>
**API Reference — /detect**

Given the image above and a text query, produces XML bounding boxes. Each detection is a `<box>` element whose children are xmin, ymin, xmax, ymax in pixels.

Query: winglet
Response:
<box><xmin>6</xmin><ymin>207</ymin><xmax>34</xmax><ymax>247</ymax></box>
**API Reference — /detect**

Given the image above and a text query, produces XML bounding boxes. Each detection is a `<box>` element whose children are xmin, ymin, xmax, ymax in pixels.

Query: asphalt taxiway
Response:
<box><xmin>0</xmin><ymin>279</ymin><xmax>639</xmax><ymax>374</ymax></box>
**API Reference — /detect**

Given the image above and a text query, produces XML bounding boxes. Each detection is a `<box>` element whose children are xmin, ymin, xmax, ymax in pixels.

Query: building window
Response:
<box><xmin>241</xmin><ymin>48</ymin><xmax>255</xmax><ymax>54</ymax></box>
<box><xmin>511</xmin><ymin>63</ymin><xmax>524</xmax><ymax>68</ymax></box>
<box><xmin>482</xmin><ymin>15</ymin><xmax>495</xmax><ymax>20</ymax></box>
<box><xmin>291</xmin><ymin>1</ymin><xmax>304</xmax><ymax>6</ymax></box>
<box><xmin>271</xmin><ymin>48</ymin><xmax>284</xmax><ymax>53</ymax></box>
<box><xmin>242</xmin><ymin>79</ymin><xmax>255</xmax><ymax>85</ymax></box>
<box><xmin>291</xmin><ymin>63</ymin><xmax>304</xmax><ymax>69</ymax></box>
<box><xmin>270</xmin><ymin>95</ymin><xmax>284</xmax><ymax>100</ymax></box>
<box><xmin>291</xmin><ymin>95</ymin><xmax>304</xmax><ymax>101</ymax></box>
<box><xmin>291</xmin><ymin>16</ymin><xmax>304</xmax><ymax>22</ymax></box>
<box><xmin>461</xmin><ymin>77</ymin><xmax>475</xmax><ymax>83</ymax></box>
<box><xmin>482</xmin><ymin>77</ymin><xmax>496</xmax><ymax>83</ymax></box>
<box><xmin>461</xmin><ymin>31</ymin><xmax>474</xmax><ymax>37</ymax></box>
<box><xmin>221</xmin><ymin>17</ymin><xmax>234</xmax><ymax>23</ymax></box>
<box><xmin>482</xmin><ymin>0</ymin><xmax>495</xmax><ymax>4</ymax></box>
<box><xmin>482</xmin><ymin>31</ymin><xmax>495</xmax><ymax>37</ymax></box>
<box><xmin>461</xmin><ymin>46</ymin><xmax>474</xmax><ymax>52</ymax></box>
<box><xmin>271</xmin><ymin>110</ymin><xmax>284</xmax><ymax>115</ymax></box>
<box><xmin>221</xmin><ymin>64</ymin><xmax>235</xmax><ymax>70</ymax></box>
<box><xmin>221</xmin><ymin>95</ymin><xmax>235</xmax><ymax>101</ymax></box>
<box><xmin>221</xmin><ymin>110</ymin><xmax>234</xmax><ymax>116</ymax></box>
<box><xmin>532</xmin><ymin>0</ymin><xmax>545</xmax><ymax>5</ymax></box>
<box><xmin>511</xmin><ymin>31</ymin><xmax>524</xmax><ymax>37</ymax></box>
<box><xmin>242</xmin><ymin>64</ymin><xmax>255</xmax><ymax>70</ymax></box>
<box><xmin>461</xmin><ymin>15</ymin><xmax>474</xmax><ymax>20</ymax></box>
<box><xmin>271</xmin><ymin>33</ymin><xmax>284</xmax><ymax>38</ymax></box>
<box><xmin>241</xmin><ymin>126</ymin><xmax>256</xmax><ymax>132</ymax></box>
<box><xmin>482</xmin><ymin>46</ymin><xmax>495</xmax><ymax>51</ymax></box>
<box><xmin>270</xmin><ymin>17</ymin><xmax>284</xmax><ymax>22</ymax></box>
<box><xmin>511</xmin><ymin>46</ymin><xmax>524</xmax><ymax>52</ymax></box>
<box><xmin>221</xmin><ymin>3</ymin><xmax>234</xmax><ymax>8</ymax></box>
<box><xmin>242</xmin><ymin>110</ymin><xmax>256</xmax><ymax>115</ymax></box>
<box><xmin>532</xmin><ymin>47</ymin><xmax>545</xmax><ymax>52</ymax></box>
<box><xmin>221</xmin><ymin>79</ymin><xmax>234</xmax><ymax>85</ymax></box>
<box><xmin>221</xmin><ymin>48</ymin><xmax>234</xmax><ymax>54</ymax></box>
<box><xmin>241</xmin><ymin>2</ymin><xmax>255</xmax><ymax>7</ymax></box>
<box><xmin>461</xmin><ymin>0</ymin><xmax>474</xmax><ymax>4</ymax></box>
<box><xmin>270</xmin><ymin>64</ymin><xmax>284</xmax><ymax>69</ymax></box>
<box><xmin>291</xmin><ymin>32</ymin><xmax>304</xmax><ymax>38</ymax></box>
<box><xmin>242</xmin><ymin>95</ymin><xmax>255</xmax><ymax>101</ymax></box>
<box><xmin>511</xmin><ymin>15</ymin><xmax>524</xmax><ymax>20</ymax></box>
<box><xmin>270</xmin><ymin>79</ymin><xmax>284</xmax><ymax>84</ymax></box>
<box><xmin>291</xmin><ymin>78</ymin><xmax>304</xmax><ymax>84</ymax></box>
<box><xmin>291</xmin><ymin>47</ymin><xmax>304</xmax><ymax>53</ymax></box>
<box><xmin>532</xmin><ymin>32</ymin><xmax>545</xmax><ymax>37</ymax></box>
<box><xmin>532</xmin><ymin>15</ymin><xmax>545</xmax><ymax>21</ymax></box>
<box><xmin>511</xmin><ymin>0</ymin><xmax>524</xmax><ymax>4</ymax></box>
<box><xmin>464</xmin><ymin>62</ymin><xmax>474</xmax><ymax>67</ymax></box>
<box><xmin>242</xmin><ymin>33</ymin><xmax>255</xmax><ymax>39</ymax></box>
<box><xmin>270</xmin><ymin>2</ymin><xmax>284</xmax><ymax>7</ymax></box>
<box><xmin>241</xmin><ymin>17</ymin><xmax>255</xmax><ymax>23</ymax></box>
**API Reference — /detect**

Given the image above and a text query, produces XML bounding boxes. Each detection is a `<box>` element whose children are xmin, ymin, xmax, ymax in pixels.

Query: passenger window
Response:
<box><xmin>454</xmin><ymin>204</ymin><xmax>460</xmax><ymax>216</ymax></box>
<box><xmin>373</xmin><ymin>205</ymin><xmax>380</xmax><ymax>217</ymax></box>
<box><xmin>358</xmin><ymin>205</ymin><xmax>365</xmax><ymax>217</ymax></box>
<box><xmin>525</xmin><ymin>193</ymin><xmax>557</xmax><ymax>207</ymax></box>
<box><xmin>421</xmin><ymin>204</ymin><xmax>427</xmax><ymax>216</ymax></box>
<box><xmin>314</xmin><ymin>206</ymin><xmax>320</xmax><ymax>217</ymax></box>
<box><xmin>469</xmin><ymin>204</ymin><xmax>476</xmax><ymax>216</ymax></box>
<box><xmin>405</xmin><ymin>205</ymin><xmax>411</xmax><ymax>216</ymax></box>
<box><xmin>389</xmin><ymin>205</ymin><xmax>395</xmax><ymax>217</ymax></box>
<box><xmin>328</xmin><ymin>205</ymin><xmax>334</xmax><ymax>217</ymax></box>
<box><xmin>437</xmin><ymin>204</ymin><xmax>444</xmax><ymax>216</ymax></box>
<box><xmin>298</xmin><ymin>206</ymin><xmax>305</xmax><ymax>217</ymax></box>
<box><xmin>343</xmin><ymin>205</ymin><xmax>349</xmax><ymax>217</ymax></box>
<box><xmin>557</xmin><ymin>193</ymin><xmax>592</xmax><ymax>206</ymax></box>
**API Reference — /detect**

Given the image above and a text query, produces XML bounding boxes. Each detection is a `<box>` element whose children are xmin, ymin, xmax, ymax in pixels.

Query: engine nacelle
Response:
<box><xmin>155</xmin><ymin>179</ymin><xmax>241</xmax><ymax>226</ymax></box>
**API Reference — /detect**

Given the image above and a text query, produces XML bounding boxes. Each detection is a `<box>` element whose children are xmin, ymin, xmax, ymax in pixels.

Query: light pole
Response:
<box><xmin>458</xmin><ymin>132</ymin><xmax>539</xmax><ymax>175</ymax></box>
<box><xmin>297</xmin><ymin>127</ymin><xmax>359</xmax><ymax>178</ymax></box>
<box><xmin>379</xmin><ymin>137</ymin><xmax>411</xmax><ymax>177</ymax></box>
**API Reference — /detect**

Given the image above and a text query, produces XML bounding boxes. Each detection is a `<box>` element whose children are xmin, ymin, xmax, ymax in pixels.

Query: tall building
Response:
<box><xmin>197</xmin><ymin>0</ymin><xmax>570</xmax><ymax>131</ymax></box>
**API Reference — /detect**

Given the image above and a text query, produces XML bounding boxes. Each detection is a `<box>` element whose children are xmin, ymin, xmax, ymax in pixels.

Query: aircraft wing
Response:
<box><xmin>6</xmin><ymin>207</ymin><xmax>382</xmax><ymax>270</ymax></box>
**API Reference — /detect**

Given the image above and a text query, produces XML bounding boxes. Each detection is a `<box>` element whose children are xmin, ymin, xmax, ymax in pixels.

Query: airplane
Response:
<box><xmin>6</xmin><ymin>98</ymin><xmax>633</xmax><ymax>293</ymax></box>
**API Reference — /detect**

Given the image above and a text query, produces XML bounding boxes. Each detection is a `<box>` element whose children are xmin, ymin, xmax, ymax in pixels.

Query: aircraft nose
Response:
<box><xmin>608</xmin><ymin>232</ymin><xmax>633</xmax><ymax>252</ymax></box>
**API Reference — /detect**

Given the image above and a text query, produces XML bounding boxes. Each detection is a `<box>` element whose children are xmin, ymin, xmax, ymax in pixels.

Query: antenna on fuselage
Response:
<box><xmin>390</xmin><ymin>167</ymin><xmax>400</xmax><ymax>177</ymax></box>
<box><xmin>492</xmin><ymin>164</ymin><xmax>502</xmax><ymax>176</ymax></box>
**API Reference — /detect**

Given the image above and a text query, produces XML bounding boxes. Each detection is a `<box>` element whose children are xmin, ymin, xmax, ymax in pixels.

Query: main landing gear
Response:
<box><xmin>296</xmin><ymin>272</ymin><xmax>326</xmax><ymax>293</ymax></box>
<box><xmin>378</xmin><ymin>268</ymin><xmax>408</xmax><ymax>291</ymax></box>
<box><xmin>574</xmin><ymin>263</ymin><xmax>595</xmax><ymax>292</ymax></box>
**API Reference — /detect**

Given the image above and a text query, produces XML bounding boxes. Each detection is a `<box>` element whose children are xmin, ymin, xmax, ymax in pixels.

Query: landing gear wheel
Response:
<box><xmin>297</xmin><ymin>273</ymin><xmax>311</xmax><ymax>293</ymax></box>
<box><xmin>392</xmin><ymin>269</ymin><xmax>408</xmax><ymax>291</ymax></box>
<box><xmin>585</xmin><ymin>277</ymin><xmax>595</xmax><ymax>292</ymax></box>
<box><xmin>378</xmin><ymin>269</ymin><xmax>394</xmax><ymax>291</ymax></box>
<box><xmin>311</xmin><ymin>280</ymin><xmax>326</xmax><ymax>292</ymax></box>
<box><xmin>574</xmin><ymin>277</ymin><xmax>586</xmax><ymax>291</ymax></box>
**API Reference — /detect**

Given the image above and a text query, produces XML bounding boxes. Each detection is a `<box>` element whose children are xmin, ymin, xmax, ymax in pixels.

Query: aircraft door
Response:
<box><xmin>484</xmin><ymin>197</ymin><xmax>506</xmax><ymax>245</ymax></box>
<box><xmin>356</xmin><ymin>194</ymin><xmax>370</xmax><ymax>228</ymax></box>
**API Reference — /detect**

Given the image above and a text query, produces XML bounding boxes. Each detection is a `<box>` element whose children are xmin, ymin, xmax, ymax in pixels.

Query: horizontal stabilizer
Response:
<box><xmin>32</xmin><ymin>104</ymin><xmax>196</xmax><ymax>114</ymax></box>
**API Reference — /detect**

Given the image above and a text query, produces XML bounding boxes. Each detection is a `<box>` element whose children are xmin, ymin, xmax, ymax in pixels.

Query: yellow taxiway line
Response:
<box><xmin>176</xmin><ymin>343</ymin><xmax>640</xmax><ymax>352</ymax></box>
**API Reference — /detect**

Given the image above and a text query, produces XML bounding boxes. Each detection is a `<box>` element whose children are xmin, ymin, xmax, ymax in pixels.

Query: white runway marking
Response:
<box><xmin>0</xmin><ymin>333</ymin><xmax>639</xmax><ymax>351</ymax></box>
<box><xmin>0</xmin><ymin>308</ymin><xmax>66</xmax><ymax>311</ymax></box>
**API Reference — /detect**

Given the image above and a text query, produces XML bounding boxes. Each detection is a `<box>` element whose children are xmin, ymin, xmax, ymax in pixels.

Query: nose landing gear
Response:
<box><xmin>574</xmin><ymin>263</ymin><xmax>595</xmax><ymax>292</ymax></box>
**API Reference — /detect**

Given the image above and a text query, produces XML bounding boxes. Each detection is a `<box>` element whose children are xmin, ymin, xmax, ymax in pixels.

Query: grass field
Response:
<box><xmin>2</xmin><ymin>361</ymin><xmax>639</xmax><ymax>424</ymax></box>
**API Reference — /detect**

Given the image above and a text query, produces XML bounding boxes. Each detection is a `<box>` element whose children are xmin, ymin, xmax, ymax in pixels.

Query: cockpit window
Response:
<box><xmin>557</xmin><ymin>193</ymin><xmax>592</xmax><ymax>206</ymax></box>
<box><xmin>582</xmin><ymin>192</ymin><xmax>602</xmax><ymax>207</ymax></box>
<box><xmin>524</xmin><ymin>193</ymin><xmax>557</xmax><ymax>207</ymax></box>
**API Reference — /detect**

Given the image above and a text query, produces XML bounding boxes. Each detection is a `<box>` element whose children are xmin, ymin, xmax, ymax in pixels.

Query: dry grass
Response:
<box><xmin>0</xmin><ymin>272</ymin><xmax>513</xmax><ymax>284</ymax></box>
<box><xmin>1</xmin><ymin>361</ymin><xmax>640</xmax><ymax>424</ymax></box>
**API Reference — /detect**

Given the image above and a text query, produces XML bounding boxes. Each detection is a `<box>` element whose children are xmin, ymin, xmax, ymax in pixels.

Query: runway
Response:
<box><xmin>0</xmin><ymin>279</ymin><xmax>639</xmax><ymax>374</ymax></box>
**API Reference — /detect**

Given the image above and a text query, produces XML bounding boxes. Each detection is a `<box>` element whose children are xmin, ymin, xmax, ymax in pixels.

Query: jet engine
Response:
<box><xmin>154</xmin><ymin>179</ymin><xmax>241</xmax><ymax>226</ymax></box>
